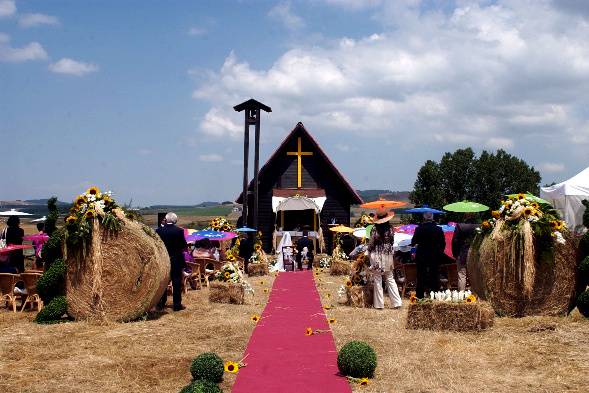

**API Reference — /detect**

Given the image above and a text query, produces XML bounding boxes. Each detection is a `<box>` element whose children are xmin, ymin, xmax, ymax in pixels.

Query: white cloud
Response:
<box><xmin>0</xmin><ymin>0</ymin><xmax>16</xmax><ymax>18</ymax></box>
<box><xmin>188</xmin><ymin>26</ymin><xmax>206</xmax><ymax>36</ymax></box>
<box><xmin>539</xmin><ymin>162</ymin><xmax>565</xmax><ymax>173</ymax></box>
<box><xmin>199</xmin><ymin>153</ymin><xmax>224</xmax><ymax>162</ymax></box>
<box><xmin>268</xmin><ymin>2</ymin><xmax>304</xmax><ymax>30</ymax></box>
<box><xmin>486</xmin><ymin>137</ymin><xmax>514</xmax><ymax>150</ymax></box>
<box><xmin>49</xmin><ymin>58</ymin><xmax>99</xmax><ymax>76</ymax></box>
<box><xmin>19</xmin><ymin>13</ymin><xmax>60</xmax><ymax>28</ymax></box>
<box><xmin>323</xmin><ymin>0</ymin><xmax>382</xmax><ymax>10</ymax></box>
<box><xmin>0</xmin><ymin>33</ymin><xmax>47</xmax><ymax>62</ymax></box>
<box><xmin>200</xmin><ymin>107</ymin><xmax>242</xmax><ymax>138</ymax></box>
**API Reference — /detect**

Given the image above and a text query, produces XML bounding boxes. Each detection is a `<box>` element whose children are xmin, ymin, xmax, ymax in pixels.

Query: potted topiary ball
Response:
<box><xmin>179</xmin><ymin>379</ymin><xmax>222</xmax><ymax>393</ymax></box>
<box><xmin>190</xmin><ymin>353</ymin><xmax>224</xmax><ymax>383</ymax></box>
<box><xmin>337</xmin><ymin>340</ymin><xmax>377</xmax><ymax>378</ymax></box>
<box><xmin>577</xmin><ymin>289</ymin><xmax>589</xmax><ymax>318</ymax></box>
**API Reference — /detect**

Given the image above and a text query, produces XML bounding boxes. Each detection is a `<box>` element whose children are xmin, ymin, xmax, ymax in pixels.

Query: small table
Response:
<box><xmin>0</xmin><ymin>244</ymin><xmax>33</xmax><ymax>254</ymax></box>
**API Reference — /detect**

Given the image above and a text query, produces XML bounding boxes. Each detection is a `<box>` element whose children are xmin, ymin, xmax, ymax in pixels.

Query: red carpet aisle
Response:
<box><xmin>232</xmin><ymin>270</ymin><xmax>351</xmax><ymax>393</ymax></box>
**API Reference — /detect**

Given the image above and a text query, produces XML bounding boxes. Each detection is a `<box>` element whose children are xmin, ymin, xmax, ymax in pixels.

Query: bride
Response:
<box><xmin>271</xmin><ymin>232</ymin><xmax>293</xmax><ymax>271</ymax></box>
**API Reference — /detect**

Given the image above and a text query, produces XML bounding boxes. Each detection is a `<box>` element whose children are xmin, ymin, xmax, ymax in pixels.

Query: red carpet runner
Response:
<box><xmin>232</xmin><ymin>270</ymin><xmax>351</xmax><ymax>393</ymax></box>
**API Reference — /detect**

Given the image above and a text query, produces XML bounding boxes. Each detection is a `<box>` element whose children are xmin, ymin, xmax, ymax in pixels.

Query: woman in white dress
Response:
<box><xmin>272</xmin><ymin>232</ymin><xmax>293</xmax><ymax>271</ymax></box>
<box><xmin>367</xmin><ymin>211</ymin><xmax>402</xmax><ymax>309</ymax></box>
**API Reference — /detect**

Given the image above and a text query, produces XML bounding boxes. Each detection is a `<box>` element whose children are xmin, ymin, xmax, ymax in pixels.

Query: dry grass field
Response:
<box><xmin>1</xmin><ymin>268</ymin><xmax>588</xmax><ymax>393</ymax></box>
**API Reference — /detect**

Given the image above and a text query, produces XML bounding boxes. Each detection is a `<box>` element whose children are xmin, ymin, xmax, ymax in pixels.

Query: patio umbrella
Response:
<box><xmin>443</xmin><ymin>201</ymin><xmax>489</xmax><ymax>213</ymax></box>
<box><xmin>329</xmin><ymin>225</ymin><xmax>355</xmax><ymax>233</ymax></box>
<box><xmin>506</xmin><ymin>193</ymin><xmax>550</xmax><ymax>205</ymax></box>
<box><xmin>360</xmin><ymin>199</ymin><xmax>407</xmax><ymax>210</ymax></box>
<box><xmin>235</xmin><ymin>226</ymin><xmax>257</xmax><ymax>232</ymax></box>
<box><xmin>403</xmin><ymin>206</ymin><xmax>445</xmax><ymax>214</ymax></box>
<box><xmin>353</xmin><ymin>227</ymin><xmax>367</xmax><ymax>239</ymax></box>
<box><xmin>191</xmin><ymin>230</ymin><xmax>237</xmax><ymax>241</ymax></box>
<box><xmin>0</xmin><ymin>209</ymin><xmax>33</xmax><ymax>216</ymax></box>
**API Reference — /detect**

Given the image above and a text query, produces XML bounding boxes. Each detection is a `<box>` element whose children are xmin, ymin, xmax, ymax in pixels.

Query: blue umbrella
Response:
<box><xmin>191</xmin><ymin>230</ymin><xmax>236</xmax><ymax>241</ymax></box>
<box><xmin>403</xmin><ymin>205</ymin><xmax>445</xmax><ymax>214</ymax></box>
<box><xmin>235</xmin><ymin>226</ymin><xmax>257</xmax><ymax>232</ymax></box>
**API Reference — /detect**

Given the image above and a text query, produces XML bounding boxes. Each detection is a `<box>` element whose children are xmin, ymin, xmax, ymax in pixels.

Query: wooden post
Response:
<box><xmin>253</xmin><ymin>110</ymin><xmax>261</xmax><ymax>230</ymax></box>
<box><xmin>241</xmin><ymin>111</ymin><xmax>249</xmax><ymax>226</ymax></box>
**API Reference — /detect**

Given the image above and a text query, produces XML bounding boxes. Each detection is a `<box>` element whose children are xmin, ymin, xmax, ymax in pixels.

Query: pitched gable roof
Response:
<box><xmin>236</xmin><ymin>122</ymin><xmax>363</xmax><ymax>204</ymax></box>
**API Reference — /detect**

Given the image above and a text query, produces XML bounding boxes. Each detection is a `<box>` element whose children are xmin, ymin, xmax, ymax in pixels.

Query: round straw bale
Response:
<box><xmin>467</xmin><ymin>227</ymin><xmax>579</xmax><ymax>317</ymax></box>
<box><xmin>66</xmin><ymin>217</ymin><xmax>170</xmax><ymax>321</ymax></box>
<box><xmin>247</xmin><ymin>263</ymin><xmax>269</xmax><ymax>277</ymax></box>
<box><xmin>330</xmin><ymin>258</ymin><xmax>352</xmax><ymax>276</ymax></box>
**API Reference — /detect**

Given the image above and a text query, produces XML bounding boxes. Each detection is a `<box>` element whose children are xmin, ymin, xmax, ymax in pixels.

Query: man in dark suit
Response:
<box><xmin>411</xmin><ymin>212</ymin><xmax>446</xmax><ymax>298</ymax></box>
<box><xmin>452</xmin><ymin>214</ymin><xmax>479</xmax><ymax>291</ymax></box>
<box><xmin>296</xmin><ymin>230</ymin><xmax>314</xmax><ymax>270</ymax></box>
<box><xmin>156</xmin><ymin>212</ymin><xmax>187</xmax><ymax>311</ymax></box>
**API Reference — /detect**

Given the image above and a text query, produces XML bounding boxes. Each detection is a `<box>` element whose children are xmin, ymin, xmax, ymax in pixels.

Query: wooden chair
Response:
<box><xmin>0</xmin><ymin>273</ymin><xmax>21</xmax><ymax>312</ymax></box>
<box><xmin>185</xmin><ymin>262</ymin><xmax>203</xmax><ymax>292</ymax></box>
<box><xmin>439</xmin><ymin>263</ymin><xmax>459</xmax><ymax>290</ymax></box>
<box><xmin>195</xmin><ymin>258</ymin><xmax>223</xmax><ymax>287</ymax></box>
<box><xmin>20</xmin><ymin>272</ymin><xmax>43</xmax><ymax>312</ymax></box>
<box><xmin>282</xmin><ymin>246</ymin><xmax>295</xmax><ymax>271</ymax></box>
<box><xmin>396</xmin><ymin>263</ymin><xmax>417</xmax><ymax>298</ymax></box>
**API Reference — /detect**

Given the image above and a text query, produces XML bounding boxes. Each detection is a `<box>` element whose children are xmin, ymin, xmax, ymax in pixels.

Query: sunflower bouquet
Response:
<box><xmin>353</xmin><ymin>214</ymin><xmax>373</xmax><ymax>228</ymax></box>
<box><xmin>480</xmin><ymin>193</ymin><xmax>567</xmax><ymax>245</ymax></box>
<box><xmin>64</xmin><ymin>186</ymin><xmax>123</xmax><ymax>249</ymax></box>
<box><xmin>249</xmin><ymin>231</ymin><xmax>267</xmax><ymax>265</ymax></box>
<box><xmin>207</xmin><ymin>216</ymin><xmax>235</xmax><ymax>232</ymax></box>
<box><xmin>213</xmin><ymin>262</ymin><xmax>242</xmax><ymax>283</ymax></box>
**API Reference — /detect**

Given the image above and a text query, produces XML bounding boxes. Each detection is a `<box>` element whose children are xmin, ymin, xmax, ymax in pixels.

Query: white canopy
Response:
<box><xmin>272</xmin><ymin>196</ymin><xmax>326</xmax><ymax>213</ymax></box>
<box><xmin>540</xmin><ymin>167</ymin><xmax>589</xmax><ymax>233</ymax></box>
<box><xmin>0</xmin><ymin>209</ymin><xmax>33</xmax><ymax>216</ymax></box>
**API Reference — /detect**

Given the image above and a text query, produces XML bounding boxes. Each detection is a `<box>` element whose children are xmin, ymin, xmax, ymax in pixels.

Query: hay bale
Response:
<box><xmin>330</xmin><ymin>259</ymin><xmax>352</xmax><ymax>276</ymax></box>
<box><xmin>247</xmin><ymin>263</ymin><xmax>269</xmax><ymax>277</ymax></box>
<box><xmin>66</xmin><ymin>216</ymin><xmax>169</xmax><ymax>322</ymax></box>
<box><xmin>314</xmin><ymin>253</ymin><xmax>329</xmax><ymax>268</ymax></box>
<box><xmin>406</xmin><ymin>301</ymin><xmax>494</xmax><ymax>332</ymax></box>
<box><xmin>208</xmin><ymin>281</ymin><xmax>245</xmax><ymax>304</ymax></box>
<box><xmin>346</xmin><ymin>284</ymin><xmax>373</xmax><ymax>308</ymax></box>
<box><xmin>467</xmin><ymin>227</ymin><xmax>579</xmax><ymax>317</ymax></box>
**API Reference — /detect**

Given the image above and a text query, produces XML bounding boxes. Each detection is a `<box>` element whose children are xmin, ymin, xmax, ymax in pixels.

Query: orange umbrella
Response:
<box><xmin>360</xmin><ymin>199</ymin><xmax>407</xmax><ymax>210</ymax></box>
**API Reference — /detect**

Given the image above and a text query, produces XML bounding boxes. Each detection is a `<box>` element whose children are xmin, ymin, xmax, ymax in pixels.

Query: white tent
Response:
<box><xmin>540</xmin><ymin>167</ymin><xmax>589</xmax><ymax>233</ymax></box>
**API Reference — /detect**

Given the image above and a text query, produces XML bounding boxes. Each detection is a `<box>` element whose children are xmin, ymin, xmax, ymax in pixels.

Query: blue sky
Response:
<box><xmin>1</xmin><ymin>0</ymin><xmax>588</xmax><ymax>206</ymax></box>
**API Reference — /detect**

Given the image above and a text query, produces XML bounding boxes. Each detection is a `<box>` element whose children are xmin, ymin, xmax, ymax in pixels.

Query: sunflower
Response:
<box><xmin>466</xmin><ymin>294</ymin><xmax>477</xmax><ymax>303</ymax></box>
<box><xmin>65</xmin><ymin>215</ymin><xmax>77</xmax><ymax>224</ymax></box>
<box><xmin>251</xmin><ymin>314</ymin><xmax>260</xmax><ymax>322</ymax></box>
<box><xmin>359</xmin><ymin>378</ymin><xmax>369</xmax><ymax>386</ymax></box>
<box><xmin>409</xmin><ymin>295</ymin><xmax>417</xmax><ymax>304</ymax></box>
<box><xmin>85</xmin><ymin>210</ymin><xmax>95</xmax><ymax>219</ymax></box>
<box><xmin>254</xmin><ymin>244</ymin><xmax>262</xmax><ymax>251</ymax></box>
<box><xmin>517</xmin><ymin>193</ymin><xmax>526</xmax><ymax>200</ymax></box>
<box><xmin>224</xmin><ymin>272</ymin><xmax>231</xmax><ymax>279</ymax></box>
<box><xmin>314</xmin><ymin>271</ymin><xmax>320</xmax><ymax>276</ymax></box>
<box><xmin>323</xmin><ymin>305</ymin><xmax>331</xmax><ymax>310</ymax></box>
<box><xmin>224</xmin><ymin>361</ymin><xmax>239</xmax><ymax>373</ymax></box>
<box><xmin>549</xmin><ymin>220</ymin><xmax>558</xmax><ymax>229</ymax></box>
<box><xmin>222</xmin><ymin>225</ymin><xmax>230</xmax><ymax>232</ymax></box>
<box><xmin>305</xmin><ymin>327</ymin><xmax>314</xmax><ymax>336</ymax></box>
<box><xmin>555</xmin><ymin>221</ymin><xmax>564</xmax><ymax>231</ymax></box>
<box><xmin>74</xmin><ymin>195</ymin><xmax>87</xmax><ymax>206</ymax></box>
<box><xmin>352</xmin><ymin>274</ymin><xmax>361</xmax><ymax>284</ymax></box>
<box><xmin>328</xmin><ymin>318</ymin><xmax>336</xmax><ymax>324</ymax></box>
<box><xmin>87</xmin><ymin>186</ymin><xmax>100</xmax><ymax>195</ymax></box>
<box><xmin>482</xmin><ymin>220</ymin><xmax>491</xmax><ymax>229</ymax></box>
<box><xmin>531</xmin><ymin>202</ymin><xmax>539</xmax><ymax>209</ymax></box>
<box><xmin>491</xmin><ymin>210</ymin><xmax>501</xmax><ymax>219</ymax></box>
<box><xmin>523</xmin><ymin>207</ymin><xmax>534</xmax><ymax>216</ymax></box>
<box><xmin>345</xmin><ymin>280</ymin><xmax>353</xmax><ymax>288</ymax></box>
<box><xmin>263</xmin><ymin>288</ymin><xmax>269</xmax><ymax>293</ymax></box>
<box><xmin>326</xmin><ymin>293</ymin><xmax>332</xmax><ymax>298</ymax></box>
<box><xmin>259</xmin><ymin>280</ymin><xmax>265</xmax><ymax>285</ymax></box>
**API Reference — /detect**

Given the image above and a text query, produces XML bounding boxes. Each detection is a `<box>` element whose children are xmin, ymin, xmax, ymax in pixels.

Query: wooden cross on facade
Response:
<box><xmin>287</xmin><ymin>137</ymin><xmax>313</xmax><ymax>188</ymax></box>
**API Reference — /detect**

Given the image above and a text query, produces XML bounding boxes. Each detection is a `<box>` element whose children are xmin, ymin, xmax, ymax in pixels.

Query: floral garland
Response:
<box><xmin>64</xmin><ymin>186</ymin><xmax>123</xmax><ymax>250</ymax></box>
<box><xmin>249</xmin><ymin>231</ymin><xmax>266</xmax><ymax>264</ymax></box>
<box><xmin>207</xmin><ymin>216</ymin><xmax>235</xmax><ymax>232</ymax></box>
<box><xmin>480</xmin><ymin>193</ymin><xmax>566</xmax><ymax>244</ymax></box>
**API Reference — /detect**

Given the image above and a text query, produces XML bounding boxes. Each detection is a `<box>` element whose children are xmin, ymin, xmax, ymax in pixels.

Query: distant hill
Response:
<box><xmin>356</xmin><ymin>190</ymin><xmax>411</xmax><ymax>203</ymax></box>
<box><xmin>0</xmin><ymin>199</ymin><xmax>70</xmax><ymax>216</ymax></box>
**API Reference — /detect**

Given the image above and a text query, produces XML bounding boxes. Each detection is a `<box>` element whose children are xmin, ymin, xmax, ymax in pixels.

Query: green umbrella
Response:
<box><xmin>443</xmin><ymin>200</ymin><xmax>489</xmax><ymax>213</ymax></box>
<box><xmin>505</xmin><ymin>193</ymin><xmax>550</xmax><ymax>205</ymax></box>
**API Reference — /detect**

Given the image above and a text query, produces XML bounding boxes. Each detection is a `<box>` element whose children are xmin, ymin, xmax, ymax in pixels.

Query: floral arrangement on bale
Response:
<box><xmin>248</xmin><ymin>231</ymin><xmax>269</xmax><ymax>276</ymax></box>
<box><xmin>317</xmin><ymin>254</ymin><xmax>331</xmax><ymax>269</ymax></box>
<box><xmin>467</xmin><ymin>193</ymin><xmax>579</xmax><ymax>317</ymax></box>
<box><xmin>340</xmin><ymin>255</ymin><xmax>373</xmax><ymax>307</ymax></box>
<box><xmin>406</xmin><ymin>291</ymin><xmax>494</xmax><ymax>332</ymax></box>
<box><xmin>353</xmin><ymin>214</ymin><xmax>373</xmax><ymax>228</ymax></box>
<box><xmin>209</xmin><ymin>262</ymin><xmax>253</xmax><ymax>304</ymax></box>
<box><xmin>330</xmin><ymin>243</ymin><xmax>352</xmax><ymax>276</ymax></box>
<box><xmin>206</xmin><ymin>216</ymin><xmax>235</xmax><ymax>232</ymax></box>
<box><xmin>64</xmin><ymin>186</ymin><xmax>169</xmax><ymax>321</ymax></box>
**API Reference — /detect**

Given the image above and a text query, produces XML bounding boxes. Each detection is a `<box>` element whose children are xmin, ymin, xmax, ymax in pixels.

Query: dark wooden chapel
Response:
<box><xmin>236</xmin><ymin>122</ymin><xmax>363</xmax><ymax>253</ymax></box>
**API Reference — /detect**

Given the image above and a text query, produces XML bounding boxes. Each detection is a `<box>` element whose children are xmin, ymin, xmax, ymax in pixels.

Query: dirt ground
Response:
<box><xmin>1</xmin><ymin>269</ymin><xmax>588</xmax><ymax>393</ymax></box>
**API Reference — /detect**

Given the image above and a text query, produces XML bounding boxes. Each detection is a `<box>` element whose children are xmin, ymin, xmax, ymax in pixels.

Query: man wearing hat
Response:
<box><xmin>367</xmin><ymin>209</ymin><xmax>402</xmax><ymax>309</ymax></box>
<box><xmin>411</xmin><ymin>212</ymin><xmax>446</xmax><ymax>297</ymax></box>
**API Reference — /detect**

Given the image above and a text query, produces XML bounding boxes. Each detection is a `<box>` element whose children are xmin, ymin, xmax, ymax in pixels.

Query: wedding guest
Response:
<box><xmin>33</xmin><ymin>222</ymin><xmax>45</xmax><ymax>270</ymax></box>
<box><xmin>156</xmin><ymin>212</ymin><xmax>187</xmax><ymax>312</ymax></box>
<box><xmin>296</xmin><ymin>230</ymin><xmax>314</xmax><ymax>270</ymax></box>
<box><xmin>411</xmin><ymin>212</ymin><xmax>446</xmax><ymax>297</ymax></box>
<box><xmin>452</xmin><ymin>214</ymin><xmax>479</xmax><ymax>291</ymax></box>
<box><xmin>193</xmin><ymin>239</ymin><xmax>214</xmax><ymax>258</ymax></box>
<box><xmin>5</xmin><ymin>216</ymin><xmax>25</xmax><ymax>273</ymax></box>
<box><xmin>238</xmin><ymin>234</ymin><xmax>253</xmax><ymax>271</ymax></box>
<box><xmin>368</xmin><ymin>211</ymin><xmax>402</xmax><ymax>309</ymax></box>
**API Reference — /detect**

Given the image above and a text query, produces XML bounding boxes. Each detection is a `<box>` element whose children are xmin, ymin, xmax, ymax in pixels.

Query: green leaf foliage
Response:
<box><xmin>179</xmin><ymin>380</ymin><xmax>222</xmax><ymax>393</ymax></box>
<box><xmin>37</xmin><ymin>258</ymin><xmax>66</xmax><ymax>303</ymax></box>
<box><xmin>40</xmin><ymin>229</ymin><xmax>64</xmax><ymax>269</ymax></box>
<box><xmin>337</xmin><ymin>340</ymin><xmax>377</xmax><ymax>378</ymax></box>
<box><xmin>190</xmin><ymin>353</ymin><xmax>224</xmax><ymax>383</ymax></box>
<box><xmin>580</xmin><ymin>232</ymin><xmax>589</xmax><ymax>260</ymax></box>
<box><xmin>582</xmin><ymin>200</ymin><xmax>589</xmax><ymax>228</ymax></box>
<box><xmin>35</xmin><ymin>296</ymin><xmax>67</xmax><ymax>324</ymax></box>
<box><xmin>580</xmin><ymin>256</ymin><xmax>589</xmax><ymax>287</ymax></box>
<box><xmin>577</xmin><ymin>290</ymin><xmax>589</xmax><ymax>318</ymax></box>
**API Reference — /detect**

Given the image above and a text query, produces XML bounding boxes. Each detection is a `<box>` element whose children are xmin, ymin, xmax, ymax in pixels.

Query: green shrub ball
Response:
<box><xmin>337</xmin><ymin>341</ymin><xmax>377</xmax><ymax>378</ymax></box>
<box><xmin>179</xmin><ymin>380</ymin><xmax>222</xmax><ymax>393</ymax></box>
<box><xmin>580</xmin><ymin>232</ymin><xmax>589</xmax><ymax>259</ymax></box>
<box><xmin>577</xmin><ymin>290</ymin><xmax>589</xmax><ymax>318</ymax></box>
<box><xmin>35</xmin><ymin>296</ymin><xmax>67</xmax><ymax>324</ymax></box>
<box><xmin>37</xmin><ymin>258</ymin><xmax>66</xmax><ymax>303</ymax></box>
<box><xmin>190</xmin><ymin>353</ymin><xmax>224</xmax><ymax>383</ymax></box>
